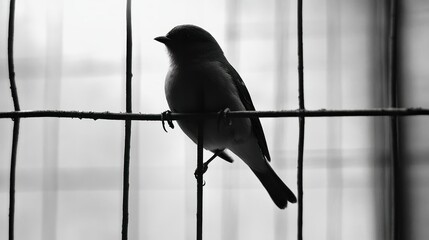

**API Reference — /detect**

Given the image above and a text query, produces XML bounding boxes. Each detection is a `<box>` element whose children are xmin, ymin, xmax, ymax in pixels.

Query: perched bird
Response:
<box><xmin>155</xmin><ymin>24</ymin><xmax>297</xmax><ymax>209</ymax></box>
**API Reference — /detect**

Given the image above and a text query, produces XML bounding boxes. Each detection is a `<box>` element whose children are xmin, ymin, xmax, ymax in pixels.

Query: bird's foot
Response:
<box><xmin>194</xmin><ymin>151</ymin><xmax>222</xmax><ymax>180</ymax></box>
<box><xmin>217</xmin><ymin>108</ymin><xmax>232</xmax><ymax>130</ymax></box>
<box><xmin>161</xmin><ymin>110</ymin><xmax>175</xmax><ymax>132</ymax></box>
<box><xmin>194</xmin><ymin>163</ymin><xmax>209</xmax><ymax>181</ymax></box>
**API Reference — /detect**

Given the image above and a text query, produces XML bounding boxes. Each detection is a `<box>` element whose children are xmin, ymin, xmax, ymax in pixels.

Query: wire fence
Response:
<box><xmin>3</xmin><ymin>0</ymin><xmax>429</xmax><ymax>240</ymax></box>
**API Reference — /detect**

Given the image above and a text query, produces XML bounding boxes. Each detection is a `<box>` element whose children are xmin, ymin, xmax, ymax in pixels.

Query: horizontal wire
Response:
<box><xmin>0</xmin><ymin>108</ymin><xmax>428</xmax><ymax>121</ymax></box>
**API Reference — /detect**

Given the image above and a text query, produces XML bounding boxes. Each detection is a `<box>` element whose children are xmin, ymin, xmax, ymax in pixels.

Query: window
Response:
<box><xmin>1</xmin><ymin>1</ymin><xmax>429</xmax><ymax>240</ymax></box>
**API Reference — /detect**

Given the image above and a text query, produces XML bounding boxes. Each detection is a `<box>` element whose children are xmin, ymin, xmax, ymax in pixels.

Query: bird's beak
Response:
<box><xmin>154</xmin><ymin>36</ymin><xmax>171</xmax><ymax>45</ymax></box>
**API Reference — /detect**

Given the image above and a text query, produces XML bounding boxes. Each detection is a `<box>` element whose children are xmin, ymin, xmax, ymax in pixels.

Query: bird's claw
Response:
<box><xmin>194</xmin><ymin>152</ymin><xmax>219</xmax><ymax>180</ymax></box>
<box><xmin>217</xmin><ymin>108</ymin><xmax>232</xmax><ymax>130</ymax></box>
<box><xmin>161</xmin><ymin>110</ymin><xmax>175</xmax><ymax>132</ymax></box>
<box><xmin>194</xmin><ymin>162</ymin><xmax>209</xmax><ymax>180</ymax></box>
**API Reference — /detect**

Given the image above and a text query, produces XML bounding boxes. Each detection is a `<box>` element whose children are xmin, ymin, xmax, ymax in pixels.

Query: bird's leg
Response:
<box><xmin>194</xmin><ymin>150</ymin><xmax>222</xmax><ymax>179</ymax></box>
<box><xmin>161</xmin><ymin>110</ymin><xmax>175</xmax><ymax>132</ymax></box>
<box><xmin>217</xmin><ymin>108</ymin><xmax>232</xmax><ymax>131</ymax></box>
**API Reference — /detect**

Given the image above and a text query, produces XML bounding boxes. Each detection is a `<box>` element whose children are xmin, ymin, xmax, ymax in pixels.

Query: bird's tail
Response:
<box><xmin>251</xmin><ymin>163</ymin><xmax>297</xmax><ymax>209</ymax></box>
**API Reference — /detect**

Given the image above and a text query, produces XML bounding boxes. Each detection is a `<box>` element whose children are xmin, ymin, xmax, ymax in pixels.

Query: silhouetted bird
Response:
<box><xmin>155</xmin><ymin>24</ymin><xmax>297</xmax><ymax>209</ymax></box>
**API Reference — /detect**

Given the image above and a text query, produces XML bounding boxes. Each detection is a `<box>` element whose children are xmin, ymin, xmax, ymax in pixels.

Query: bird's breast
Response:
<box><xmin>164</xmin><ymin>61</ymin><xmax>244</xmax><ymax>112</ymax></box>
<box><xmin>164</xmin><ymin>61</ymin><xmax>252</xmax><ymax>150</ymax></box>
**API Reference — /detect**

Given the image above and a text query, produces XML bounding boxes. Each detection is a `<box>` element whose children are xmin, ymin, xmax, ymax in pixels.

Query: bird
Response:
<box><xmin>155</xmin><ymin>24</ymin><xmax>297</xmax><ymax>209</ymax></box>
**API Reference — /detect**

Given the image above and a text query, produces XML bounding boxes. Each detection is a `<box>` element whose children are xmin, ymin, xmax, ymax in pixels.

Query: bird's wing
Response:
<box><xmin>223</xmin><ymin>62</ymin><xmax>271</xmax><ymax>161</ymax></box>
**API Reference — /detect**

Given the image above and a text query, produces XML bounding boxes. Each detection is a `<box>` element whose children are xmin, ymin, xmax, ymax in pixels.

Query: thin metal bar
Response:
<box><xmin>125</xmin><ymin>0</ymin><xmax>133</xmax><ymax>114</ymax></box>
<box><xmin>7</xmin><ymin>1</ymin><xmax>20</xmax><ymax>240</ymax></box>
<box><xmin>297</xmin><ymin>117</ymin><xmax>305</xmax><ymax>240</ymax></box>
<box><xmin>8</xmin><ymin>120</ymin><xmax>19</xmax><ymax>240</ymax></box>
<box><xmin>196</xmin><ymin>121</ymin><xmax>204</xmax><ymax>240</ymax></box>
<box><xmin>297</xmin><ymin>0</ymin><xmax>305</xmax><ymax>111</ymax></box>
<box><xmin>121</xmin><ymin>0</ymin><xmax>133</xmax><ymax>239</ymax></box>
<box><xmin>388</xmin><ymin>0</ymin><xmax>403</xmax><ymax>239</ymax></box>
<box><xmin>1</xmin><ymin>108</ymin><xmax>429</xmax><ymax>121</ymax></box>
<box><xmin>297</xmin><ymin>0</ymin><xmax>305</xmax><ymax>239</ymax></box>
<box><xmin>122</xmin><ymin>122</ymin><xmax>132</xmax><ymax>240</ymax></box>
<box><xmin>8</xmin><ymin>0</ymin><xmax>20</xmax><ymax>112</ymax></box>
<box><xmin>389</xmin><ymin>1</ymin><xmax>399</xmax><ymax>121</ymax></box>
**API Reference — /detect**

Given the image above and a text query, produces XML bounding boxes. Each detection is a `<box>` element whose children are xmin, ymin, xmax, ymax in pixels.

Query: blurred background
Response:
<box><xmin>1</xmin><ymin>0</ymin><xmax>429</xmax><ymax>239</ymax></box>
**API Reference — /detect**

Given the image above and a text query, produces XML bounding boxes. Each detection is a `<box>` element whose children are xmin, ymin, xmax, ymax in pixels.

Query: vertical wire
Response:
<box><xmin>125</xmin><ymin>0</ymin><xmax>133</xmax><ymax>114</ymax></box>
<box><xmin>297</xmin><ymin>2</ymin><xmax>305</xmax><ymax>110</ymax></box>
<box><xmin>370</xmin><ymin>2</ymin><xmax>390</xmax><ymax>239</ymax></box>
<box><xmin>195</xmin><ymin>53</ymin><xmax>207</xmax><ymax>240</ymax></box>
<box><xmin>122</xmin><ymin>0</ymin><xmax>133</xmax><ymax>239</ymax></box>
<box><xmin>297</xmin><ymin>0</ymin><xmax>305</xmax><ymax>239</ymax></box>
<box><xmin>388</xmin><ymin>0</ymin><xmax>403</xmax><ymax>239</ymax></box>
<box><xmin>8</xmin><ymin>0</ymin><xmax>20</xmax><ymax>111</ymax></box>
<box><xmin>8</xmin><ymin>122</ymin><xmax>19</xmax><ymax>240</ymax></box>
<box><xmin>196</xmin><ymin>121</ymin><xmax>204</xmax><ymax>240</ymax></box>
<box><xmin>129</xmin><ymin>17</ymin><xmax>142</xmax><ymax>240</ymax></box>
<box><xmin>7</xmin><ymin>0</ymin><xmax>20</xmax><ymax>240</ymax></box>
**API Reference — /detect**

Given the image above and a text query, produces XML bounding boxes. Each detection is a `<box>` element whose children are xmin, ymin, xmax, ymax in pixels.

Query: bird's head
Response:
<box><xmin>155</xmin><ymin>25</ymin><xmax>225</xmax><ymax>65</ymax></box>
